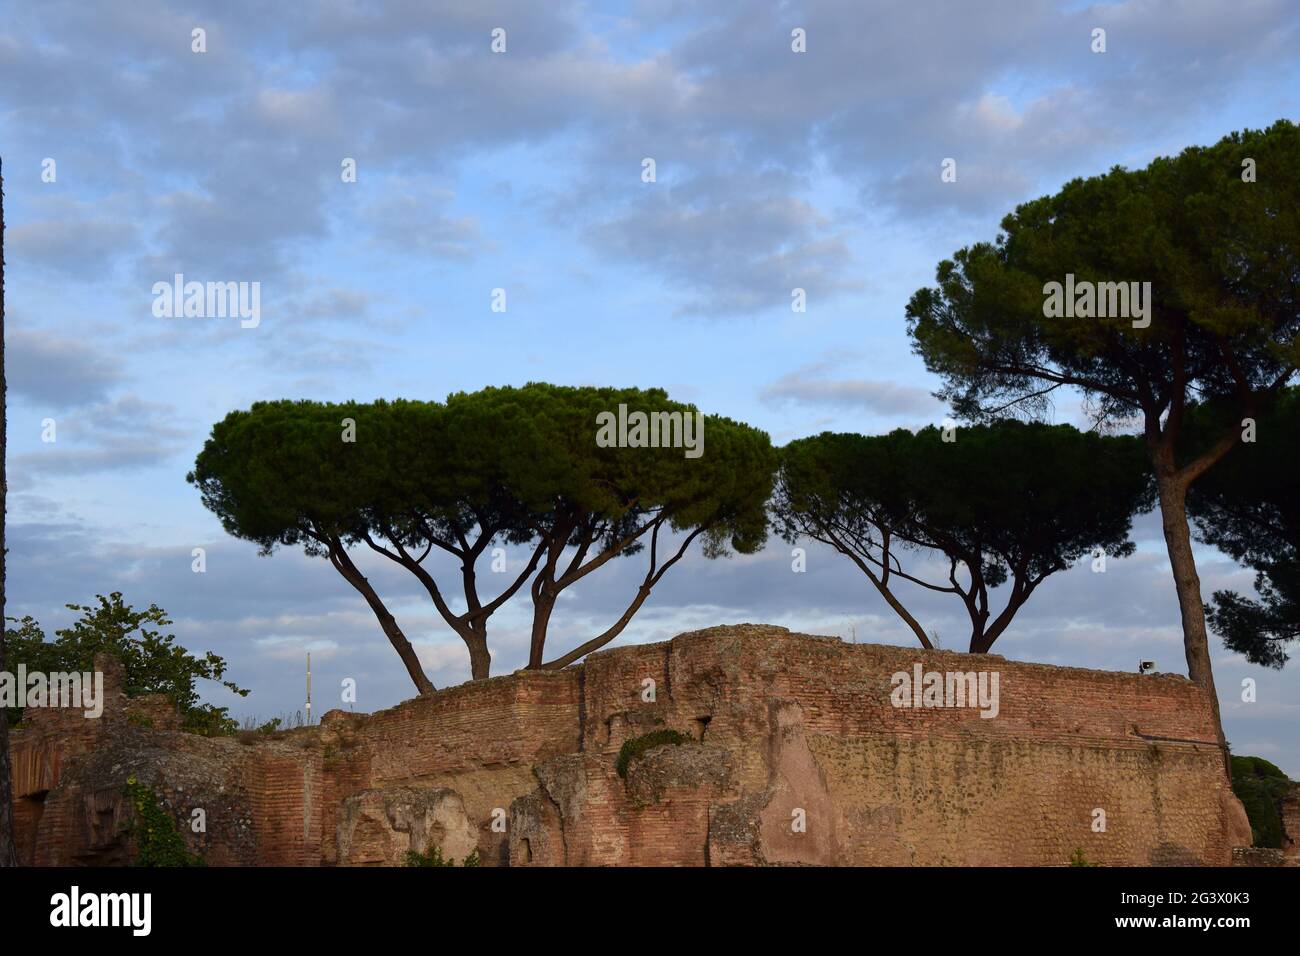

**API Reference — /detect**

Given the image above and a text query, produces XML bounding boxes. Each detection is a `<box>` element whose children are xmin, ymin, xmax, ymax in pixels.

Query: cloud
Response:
<box><xmin>10</xmin><ymin>1</ymin><xmax>1296</xmax><ymax>312</ymax></box>
<box><xmin>279</xmin><ymin>286</ymin><xmax>373</xmax><ymax>322</ymax></box>
<box><xmin>587</xmin><ymin>173</ymin><xmax>859</xmax><ymax>316</ymax></box>
<box><xmin>8</xmin><ymin>211</ymin><xmax>137</xmax><ymax>278</ymax></box>
<box><xmin>7</xmin><ymin>329</ymin><xmax>124</xmax><ymax>408</ymax></box>
<box><xmin>361</xmin><ymin>185</ymin><xmax>482</xmax><ymax>260</ymax></box>
<box><xmin>761</xmin><ymin>362</ymin><xmax>943</xmax><ymax>416</ymax></box>
<box><xmin>10</xmin><ymin>395</ymin><xmax>191</xmax><ymax>477</ymax></box>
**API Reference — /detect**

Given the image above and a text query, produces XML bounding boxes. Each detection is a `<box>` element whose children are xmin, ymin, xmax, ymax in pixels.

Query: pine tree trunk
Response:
<box><xmin>528</xmin><ymin>590</ymin><xmax>556</xmax><ymax>669</ymax></box>
<box><xmin>0</xmin><ymin>156</ymin><xmax>18</xmax><ymax>867</ymax></box>
<box><xmin>1155</xmin><ymin>469</ymin><xmax>1229</xmax><ymax>775</ymax></box>
<box><xmin>328</xmin><ymin>542</ymin><xmax>435</xmax><ymax>695</ymax></box>
<box><xmin>464</xmin><ymin>625</ymin><xmax>491</xmax><ymax>680</ymax></box>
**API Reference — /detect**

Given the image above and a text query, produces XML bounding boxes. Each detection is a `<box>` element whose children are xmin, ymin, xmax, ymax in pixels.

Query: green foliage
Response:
<box><xmin>2</xmin><ymin>617</ymin><xmax>58</xmax><ymax>725</ymax></box>
<box><xmin>773</xmin><ymin>421</ymin><xmax>1152</xmax><ymax>652</ymax></box>
<box><xmin>189</xmin><ymin>385</ymin><xmax>776</xmax><ymax>680</ymax></box>
<box><xmin>3</xmin><ymin>594</ymin><xmax>247</xmax><ymax>731</ymax></box>
<box><xmin>124</xmin><ymin>777</ymin><xmax>205</xmax><ymax>867</ymax></box>
<box><xmin>1230</xmin><ymin>755</ymin><xmax>1294</xmax><ymax>848</ymax></box>
<box><xmin>1186</xmin><ymin>390</ymin><xmax>1300</xmax><ymax>668</ymax></box>
<box><xmin>442</xmin><ymin>384</ymin><xmax>775</xmax><ymax>555</ymax></box>
<box><xmin>616</xmin><ymin>729</ymin><xmax>691</xmax><ymax>778</ymax></box>
<box><xmin>907</xmin><ymin>120</ymin><xmax>1300</xmax><ymax>428</ymax></box>
<box><xmin>405</xmin><ymin>846</ymin><xmax>481</xmax><ymax>867</ymax></box>
<box><xmin>1069</xmin><ymin>848</ymin><xmax>1094</xmax><ymax>867</ymax></box>
<box><xmin>182</xmin><ymin>705</ymin><xmax>242</xmax><ymax>738</ymax></box>
<box><xmin>905</xmin><ymin>119</ymin><xmax>1300</xmax><ymax>705</ymax></box>
<box><xmin>453</xmin><ymin>384</ymin><xmax>776</xmax><ymax>669</ymax></box>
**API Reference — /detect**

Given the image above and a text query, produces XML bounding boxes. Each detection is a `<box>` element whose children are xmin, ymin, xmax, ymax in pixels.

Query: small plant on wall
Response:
<box><xmin>616</xmin><ymin>729</ymin><xmax>692</xmax><ymax>779</ymax></box>
<box><xmin>124</xmin><ymin>777</ymin><xmax>205</xmax><ymax>867</ymax></box>
<box><xmin>404</xmin><ymin>845</ymin><xmax>481</xmax><ymax>867</ymax></box>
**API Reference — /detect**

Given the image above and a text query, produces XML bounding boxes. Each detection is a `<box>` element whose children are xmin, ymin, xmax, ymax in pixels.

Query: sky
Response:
<box><xmin>2</xmin><ymin>0</ymin><xmax>1298</xmax><ymax>774</ymax></box>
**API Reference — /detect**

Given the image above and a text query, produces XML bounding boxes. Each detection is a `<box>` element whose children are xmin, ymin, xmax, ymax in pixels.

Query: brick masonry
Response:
<box><xmin>7</xmin><ymin>625</ymin><xmax>1274</xmax><ymax>866</ymax></box>
<box><xmin>1282</xmin><ymin>787</ymin><xmax>1300</xmax><ymax>864</ymax></box>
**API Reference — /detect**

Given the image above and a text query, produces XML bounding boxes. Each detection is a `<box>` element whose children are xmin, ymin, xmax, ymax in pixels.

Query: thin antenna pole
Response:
<box><xmin>305</xmin><ymin>652</ymin><xmax>312</xmax><ymax>725</ymax></box>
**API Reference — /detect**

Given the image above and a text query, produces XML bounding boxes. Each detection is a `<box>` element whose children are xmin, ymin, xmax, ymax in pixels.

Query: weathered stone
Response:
<box><xmin>508</xmin><ymin>790</ymin><xmax>564</xmax><ymax>866</ymax></box>
<box><xmin>7</xmin><ymin>624</ymin><xmax>1262</xmax><ymax>866</ymax></box>
<box><xmin>1231</xmin><ymin>847</ymin><xmax>1285</xmax><ymax>866</ymax></box>
<box><xmin>337</xmin><ymin>787</ymin><xmax>477</xmax><ymax>866</ymax></box>
<box><xmin>1281</xmin><ymin>784</ymin><xmax>1300</xmax><ymax>865</ymax></box>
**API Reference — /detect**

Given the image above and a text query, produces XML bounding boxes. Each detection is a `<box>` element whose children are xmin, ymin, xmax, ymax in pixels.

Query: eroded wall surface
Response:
<box><xmin>8</xmin><ymin>626</ymin><xmax>1265</xmax><ymax>866</ymax></box>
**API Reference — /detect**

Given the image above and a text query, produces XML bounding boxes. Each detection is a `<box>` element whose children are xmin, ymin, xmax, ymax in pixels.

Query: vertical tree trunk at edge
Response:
<box><xmin>0</xmin><ymin>156</ymin><xmax>18</xmax><ymax>866</ymax></box>
<box><xmin>1155</xmin><ymin>472</ymin><xmax>1230</xmax><ymax>780</ymax></box>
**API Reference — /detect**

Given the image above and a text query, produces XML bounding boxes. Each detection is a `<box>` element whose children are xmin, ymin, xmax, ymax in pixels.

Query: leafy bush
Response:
<box><xmin>405</xmin><ymin>846</ymin><xmax>481</xmax><ymax>867</ymax></box>
<box><xmin>124</xmin><ymin>777</ymin><xmax>205</xmax><ymax>867</ymax></box>
<box><xmin>1069</xmin><ymin>847</ymin><xmax>1094</xmax><ymax>867</ymax></box>
<box><xmin>4</xmin><ymin>593</ymin><xmax>248</xmax><ymax>734</ymax></box>
<box><xmin>1231</xmin><ymin>755</ymin><xmax>1294</xmax><ymax>848</ymax></box>
<box><xmin>615</xmin><ymin>729</ymin><xmax>691</xmax><ymax>778</ymax></box>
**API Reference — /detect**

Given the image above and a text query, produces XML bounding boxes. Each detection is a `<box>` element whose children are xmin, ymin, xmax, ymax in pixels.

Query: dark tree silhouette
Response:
<box><xmin>773</xmin><ymin>421</ymin><xmax>1152</xmax><ymax>652</ymax></box>
<box><xmin>190</xmin><ymin>398</ymin><xmax>525</xmax><ymax>690</ymax></box>
<box><xmin>191</xmin><ymin>385</ymin><xmax>775</xmax><ymax>690</ymax></box>
<box><xmin>906</xmin><ymin>121</ymin><xmax>1300</xmax><ymax>755</ymax></box>
<box><xmin>449</xmin><ymin>385</ymin><xmax>773</xmax><ymax>671</ymax></box>
<box><xmin>1186</xmin><ymin>390</ymin><xmax>1300</xmax><ymax>668</ymax></box>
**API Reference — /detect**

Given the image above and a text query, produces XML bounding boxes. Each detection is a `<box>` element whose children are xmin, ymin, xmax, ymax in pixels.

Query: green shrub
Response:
<box><xmin>615</xmin><ymin>729</ymin><xmax>691</xmax><ymax>778</ymax></box>
<box><xmin>4</xmin><ymin>594</ymin><xmax>247</xmax><ymax>734</ymax></box>
<box><xmin>405</xmin><ymin>846</ymin><xmax>481</xmax><ymax>867</ymax></box>
<box><xmin>1231</xmin><ymin>755</ymin><xmax>1294</xmax><ymax>848</ymax></box>
<box><xmin>124</xmin><ymin>777</ymin><xmax>205</xmax><ymax>867</ymax></box>
<box><xmin>254</xmin><ymin>717</ymin><xmax>283</xmax><ymax>734</ymax></box>
<box><xmin>182</xmin><ymin>704</ymin><xmax>240</xmax><ymax>737</ymax></box>
<box><xmin>1069</xmin><ymin>847</ymin><xmax>1094</xmax><ymax>867</ymax></box>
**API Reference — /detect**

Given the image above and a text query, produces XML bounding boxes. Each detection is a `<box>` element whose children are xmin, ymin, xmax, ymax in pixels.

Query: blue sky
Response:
<box><xmin>2</xmin><ymin>0</ymin><xmax>1298</xmax><ymax>774</ymax></box>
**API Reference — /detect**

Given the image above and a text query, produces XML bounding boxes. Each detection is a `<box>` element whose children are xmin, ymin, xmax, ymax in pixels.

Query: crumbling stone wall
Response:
<box><xmin>340</xmin><ymin>668</ymin><xmax>579</xmax><ymax>866</ymax></box>
<box><xmin>507</xmin><ymin>625</ymin><xmax>1252</xmax><ymax>866</ymax></box>
<box><xmin>7</xmin><ymin>626</ymin><xmax>1266</xmax><ymax>866</ymax></box>
<box><xmin>336</xmin><ymin>787</ymin><xmax>478</xmax><ymax>865</ymax></box>
<box><xmin>1282</xmin><ymin>785</ymin><xmax>1300</xmax><ymax>864</ymax></box>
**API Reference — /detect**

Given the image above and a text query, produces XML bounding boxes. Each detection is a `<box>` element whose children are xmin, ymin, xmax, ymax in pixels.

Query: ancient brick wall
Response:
<box><xmin>8</xmin><ymin>653</ymin><xmax>316</xmax><ymax>866</ymax></box>
<box><xmin>316</xmin><ymin>668</ymin><xmax>580</xmax><ymax>865</ymax></box>
<box><xmin>1281</xmin><ymin>785</ymin><xmax>1300</xmax><ymax>863</ymax></box>
<box><xmin>507</xmin><ymin>625</ymin><xmax>1247</xmax><ymax>866</ymax></box>
<box><xmin>244</xmin><ymin>749</ymin><xmax>324</xmax><ymax>866</ymax></box>
<box><xmin>6</xmin><ymin>626</ymin><xmax>1258</xmax><ymax>866</ymax></box>
<box><xmin>357</xmin><ymin>669</ymin><xmax>580</xmax><ymax>784</ymax></box>
<box><xmin>9</xmin><ymin>654</ymin><xmax>133</xmax><ymax>865</ymax></box>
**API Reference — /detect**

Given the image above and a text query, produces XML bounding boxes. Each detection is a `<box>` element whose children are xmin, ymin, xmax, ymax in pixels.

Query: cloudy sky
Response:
<box><xmin>3</xmin><ymin>1</ymin><xmax>1298</xmax><ymax>774</ymax></box>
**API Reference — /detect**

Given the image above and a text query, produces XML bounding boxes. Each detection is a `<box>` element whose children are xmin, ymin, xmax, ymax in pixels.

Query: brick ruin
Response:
<box><xmin>9</xmin><ymin>623</ymin><xmax>1290</xmax><ymax>867</ymax></box>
